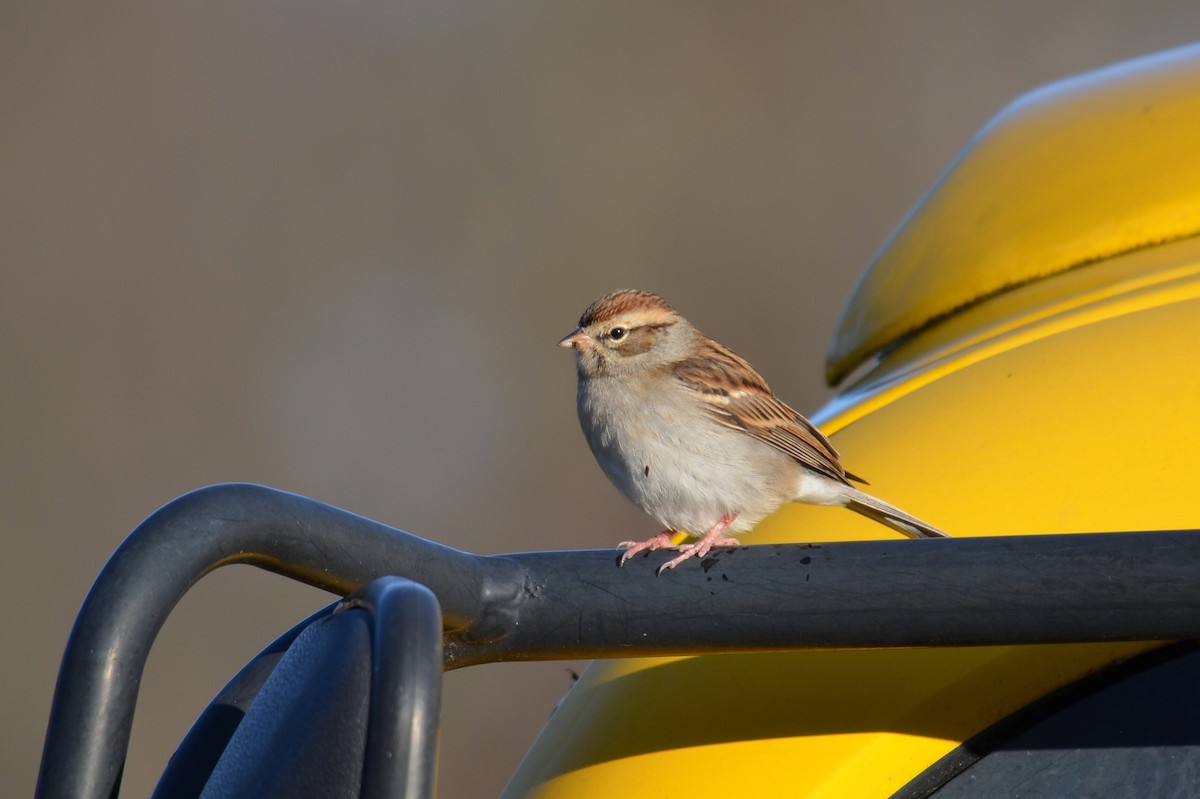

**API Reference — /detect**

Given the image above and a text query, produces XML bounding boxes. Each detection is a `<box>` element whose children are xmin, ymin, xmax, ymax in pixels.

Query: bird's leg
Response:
<box><xmin>618</xmin><ymin>531</ymin><xmax>677</xmax><ymax>566</ymax></box>
<box><xmin>656</xmin><ymin>514</ymin><xmax>739</xmax><ymax>575</ymax></box>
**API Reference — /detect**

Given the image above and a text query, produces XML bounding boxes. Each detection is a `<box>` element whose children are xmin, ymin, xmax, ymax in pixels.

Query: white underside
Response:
<box><xmin>792</xmin><ymin>469</ymin><xmax>854</xmax><ymax>506</ymax></box>
<box><xmin>578</xmin><ymin>375</ymin><xmax>851</xmax><ymax>536</ymax></box>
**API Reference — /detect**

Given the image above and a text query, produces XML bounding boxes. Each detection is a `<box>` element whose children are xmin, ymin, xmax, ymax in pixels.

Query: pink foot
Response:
<box><xmin>657</xmin><ymin>515</ymin><xmax>740</xmax><ymax>575</ymax></box>
<box><xmin>618</xmin><ymin>531</ymin><xmax>676</xmax><ymax>566</ymax></box>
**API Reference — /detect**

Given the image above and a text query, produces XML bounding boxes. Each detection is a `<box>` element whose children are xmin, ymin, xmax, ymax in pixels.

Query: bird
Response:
<box><xmin>558</xmin><ymin>289</ymin><xmax>947</xmax><ymax>574</ymax></box>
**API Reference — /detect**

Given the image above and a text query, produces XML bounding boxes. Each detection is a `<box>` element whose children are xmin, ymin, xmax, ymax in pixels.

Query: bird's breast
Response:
<box><xmin>575</xmin><ymin>376</ymin><xmax>795</xmax><ymax>533</ymax></box>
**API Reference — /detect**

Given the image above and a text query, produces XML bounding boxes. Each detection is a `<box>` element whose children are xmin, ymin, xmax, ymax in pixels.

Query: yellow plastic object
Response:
<box><xmin>828</xmin><ymin>42</ymin><xmax>1200</xmax><ymax>386</ymax></box>
<box><xmin>504</xmin><ymin>45</ymin><xmax>1200</xmax><ymax>798</ymax></box>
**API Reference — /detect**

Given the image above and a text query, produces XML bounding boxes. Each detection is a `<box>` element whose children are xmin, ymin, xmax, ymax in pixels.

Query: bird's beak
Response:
<box><xmin>558</xmin><ymin>328</ymin><xmax>594</xmax><ymax>350</ymax></box>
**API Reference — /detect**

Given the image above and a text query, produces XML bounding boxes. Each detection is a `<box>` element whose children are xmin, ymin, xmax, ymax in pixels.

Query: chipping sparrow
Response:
<box><xmin>559</xmin><ymin>289</ymin><xmax>947</xmax><ymax>574</ymax></box>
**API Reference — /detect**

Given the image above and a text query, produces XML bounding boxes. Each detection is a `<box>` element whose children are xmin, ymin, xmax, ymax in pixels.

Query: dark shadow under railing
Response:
<box><xmin>35</xmin><ymin>483</ymin><xmax>1200</xmax><ymax>799</ymax></box>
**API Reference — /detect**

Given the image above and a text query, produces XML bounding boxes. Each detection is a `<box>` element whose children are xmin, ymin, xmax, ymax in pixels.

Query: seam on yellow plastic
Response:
<box><xmin>817</xmin><ymin>263</ymin><xmax>1200</xmax><ymax>433</ymax></box>
<box><xmin>828</xmin><ymin>228</ymin><xmax>1200</xmax><ymax>387</ymax></box>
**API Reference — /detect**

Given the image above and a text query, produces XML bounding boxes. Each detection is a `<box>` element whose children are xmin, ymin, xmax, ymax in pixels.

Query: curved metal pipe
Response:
<box><xmin>35</xmin><ymin>483</ymin><xmax>519</xmax><ymax>799</ymax></box>
<box><xmin>35</xmin><ymin>482</ymin><xmax>1200</xmax><ymax>798</ymax></box>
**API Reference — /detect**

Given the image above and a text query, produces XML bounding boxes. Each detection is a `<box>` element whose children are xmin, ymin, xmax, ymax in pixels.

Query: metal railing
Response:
<box><xmin>35</xmin><ymin>483</ymin><xmax>1200</xmax><ymax>798</ymax></box>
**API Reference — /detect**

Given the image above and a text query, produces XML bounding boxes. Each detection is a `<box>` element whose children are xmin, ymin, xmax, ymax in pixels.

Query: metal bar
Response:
<box><xmin>356</xmin><ymin>578</ymin><xmax>443</xmax><ymax>799</ymax></box>
<box><xmin>35</xmin><ymin>484</ymin><xmax>521</xmax><ymax>799</ymax></box>
<box><xmin>444</xmin><ymin>532</ymin><xmax>1200</xmax><ymax>666</ymax></box>
<box><xmin>35</xmin><ymin>482</ymin><xmax>1200</xmax><ymax>798</ymax></box>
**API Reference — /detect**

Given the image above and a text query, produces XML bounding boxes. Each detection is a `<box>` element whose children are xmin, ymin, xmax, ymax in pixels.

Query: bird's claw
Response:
<box><xmin>617</xmin><ymin>531</ymin><xmax>676</xmax><ymax>566</ymax></box>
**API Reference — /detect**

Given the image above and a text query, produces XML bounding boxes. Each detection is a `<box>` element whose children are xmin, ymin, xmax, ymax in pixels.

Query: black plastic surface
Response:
<box><xmin>152</xmin><ymin>577</ymin><xmax>442</xmax><ymax>799</ymax></box>
<box><xmin>151</xmin><ymin>606</ymin><xmax>333</xmax><ymax>799</ymax></box>
<box><xmin>198</xmin><ymin>607</ymin><xmax>373</xmax><ymax>798</ymax></box>
<box><xmin>897</xmin><ymin>643</ymin><xmax>1200</xmax><ymax>798</ymax></box>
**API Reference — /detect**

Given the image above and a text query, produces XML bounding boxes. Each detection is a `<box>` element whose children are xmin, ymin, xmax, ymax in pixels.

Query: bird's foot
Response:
<box><xmin>655</xmin><ymin>515</ymin><xmax>739</xmax><ymax>575</ymax></box>
<box><xmin>618</xmin><ymin>531</ymin><xmax>676</xmax><ymax>566</ymax></box>
<box><xmin>656</xmin><ymin>536</ymin><xmax>740</xmax><ymax>575</ymax></box>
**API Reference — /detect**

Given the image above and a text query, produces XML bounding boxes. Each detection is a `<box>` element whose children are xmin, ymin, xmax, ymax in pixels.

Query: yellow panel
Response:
<box><xmin>506</xmin><ymin>283</ymin><xmax>1200</xmax><ymax>798</ymax></box>
<box><xmin>817</xmin><ymin>268</ymin><xmax>1200</xmax><ymax>539</ymax></box>
<box><xmin>504</xmin><ymin>46</ymin><xmax>1200</xmax><ymax>799</ymax></box>
<box><xmin>832</xmin><ymin>232</ymin><xmax>1200</xmax><ymax>408</ymax></box>
<box><xmin>506</xmin><ymin>644</ymin><xmax>1158</xmax><ymax>797</ymax></box>
<box><xmin>827</xmin><ymin>43</ymin><xmax>1200</xmax><ymax>385</ymax></box>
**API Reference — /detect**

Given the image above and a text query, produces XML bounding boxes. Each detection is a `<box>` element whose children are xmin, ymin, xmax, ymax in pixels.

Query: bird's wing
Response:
<box><xmin>672</xmin><ymin>341</ymin><xmax>852</xmax><ymax>485</ymax></box>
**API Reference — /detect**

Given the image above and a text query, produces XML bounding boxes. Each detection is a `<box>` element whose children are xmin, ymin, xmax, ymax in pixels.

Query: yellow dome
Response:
<box><xmin>828</xmin><ymin>43</ymin><xmax>1200</xmax><ymax>386</ymax></box>
<box><xmin>505</xmin><ymin>45</ymin><xmax>1200</xmax><ymax>798</ymax></box>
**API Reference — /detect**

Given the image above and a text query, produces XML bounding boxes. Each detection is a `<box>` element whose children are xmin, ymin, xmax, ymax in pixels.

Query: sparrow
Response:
<box><xmin>559</xmin><ymin>289</ymin><xmax>947</xmax><ymax>574</ymax></box>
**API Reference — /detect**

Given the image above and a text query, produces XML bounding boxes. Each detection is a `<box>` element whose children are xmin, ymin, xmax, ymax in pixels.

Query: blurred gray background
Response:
<box><xmin>5</xmin><ymin>3</ymin><xmax>1200</xmax><ymax>797</ymax></box>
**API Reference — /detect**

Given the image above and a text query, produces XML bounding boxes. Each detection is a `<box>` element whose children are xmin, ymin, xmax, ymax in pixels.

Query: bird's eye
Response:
<box><xmin>609</xmin><ymin>327</ymin><xmax>627</xmax><ymax>341</ymax></box>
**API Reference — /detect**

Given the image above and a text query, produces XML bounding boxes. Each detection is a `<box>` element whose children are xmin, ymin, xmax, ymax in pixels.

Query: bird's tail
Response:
<box><xmin>844</xmin><ymin>487</ymin><xmax>949</xmax><ymax>539</ymax></box>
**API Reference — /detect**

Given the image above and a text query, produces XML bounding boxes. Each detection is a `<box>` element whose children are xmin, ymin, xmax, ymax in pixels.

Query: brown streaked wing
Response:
<box><xmin>673</xmin><ymin>341</ymin><xmax>850</xmax><ymax>484</ymax></box>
